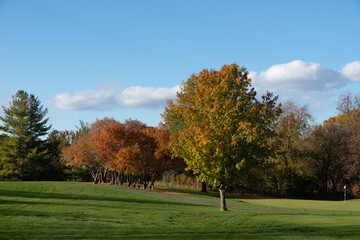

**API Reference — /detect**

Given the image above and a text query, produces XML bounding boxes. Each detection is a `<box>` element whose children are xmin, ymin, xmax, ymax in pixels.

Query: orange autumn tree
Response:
<box><xmin>63</xmin><ymin>118</ymin><xmax>121</xmax><ymax>184</ymax></box>
<box><xmin>121</xmin><ymin>121</ymin><xmax>174</xmax><ymax>189</ymax></box>
<box><xmin>63</xmin><ymin>118</ymin><xmax>175</xmax><ymax>188</ymax></box>
<box><xmin>90</xmin><ymin>118</ymin><xmax>127</xmax><ymax>184</ymax></box>
<box><xmin>62</xmin><ymin>130</ymin><xmax>105</xmax><ymax>183</ymax></box>
<box><xmin>121</xmin><ymin>124</ymin><xmax>156</xmax><ymax>188</ymax></box>
<box><xmin>162</xmin><ymin>64</ymin><xmax>281</xmax><ymax>211</ymax></box>
<box><xmin>62</xmin><ymin>117</ymin><xmax>177</xmax><ymax>188</ymax></box>
<box><xmin>142</xmin><ymin>125</ymin><xmax>175</xmax><ymax>190</ymax></box>
<box><xmin>90</xmin><ymin>118</ymin><xmax>152</xmax><ymax>187</ymax></box>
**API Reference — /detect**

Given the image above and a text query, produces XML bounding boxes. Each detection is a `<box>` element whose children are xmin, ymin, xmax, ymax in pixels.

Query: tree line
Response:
<box><xmin>61</xmin><ymin>118</ymin><xmax>184</xmax><ymax>189</ymax></box>
<box><xmin>1</xmin><ymin>64</ymin><xmax>360</xmax><ymax>209</ymax></box>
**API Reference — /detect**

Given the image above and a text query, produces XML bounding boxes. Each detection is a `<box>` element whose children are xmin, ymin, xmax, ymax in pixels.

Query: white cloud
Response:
<box><xmin>116</xmin><ymin>86</ymin><xmax>180</xmax><ymax>108</ymax></box>
<box><xmin>49</xmin><ymin>89</ymin><xmax>116</xmax><ymax>111</ymax></box>
<box><xmin>342</xmin><ymin>61</ymin><xmax>360</xmax><ymax>82</ymax></box>
<box><xmin>251</xmin><ymin>60</ymin><xmax>348</xmax><ymax>92</ymax></box>
<box><xmin>248</xmin><ymin>60</ymin><xmax>360</xmax><ymax>122</ymax></box>
<box><xmin>49</xmin><ymin>85</ymin><xmax>180</xmax><ymax>111</ymax></box>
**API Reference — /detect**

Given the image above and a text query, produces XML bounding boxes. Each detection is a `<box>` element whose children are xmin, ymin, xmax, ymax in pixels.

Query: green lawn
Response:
<box><xmin>0</xmin><ymin>182</ymin><xmax>359</xmax><ymax>239</ymax></box>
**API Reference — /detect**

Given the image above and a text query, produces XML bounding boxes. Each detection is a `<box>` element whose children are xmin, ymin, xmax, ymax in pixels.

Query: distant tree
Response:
<box><xmin>162</xmin><ymin>64</ymin><xmax>281</xmax><ymax>211</ymax></box>
<box><xmin>0</xmin><ymin>134</ymin><xmax>5</xmax><ymax>178</ymax></box>
<box><xmin>265</xmin><ymin>101</ymin><xmax>313</xmax><ymax>197</ymax></box>
<box><xmin>44</xmin><ymin>130</ymin><xmax>76</xmax><ymax>180</ymax></box>
<box><xmin>309</xmin><ymin>122</ymin><xmax>346</xmax><ymax>196</ymax></box>
<box><xmin>336</xmin><ymin>91</ymin><xmax>360</xmax><ymax>115</ymax></box>
<box><xmin>310</xmin><ymin>92</ymin><xmax>360</xmax><ymax>195</ymax></box>
<box><xmin>335</xmin><ymin>92</ymin><xmax>360</xmax><ymax>184</ymax></box>
<box><xmin>125</xmin><ymin>119</ymin><xmax>147</xmax><ymax>130</ymax></box>
<box><xmin>0</xmin><ymin>90</ymin><xmax>51</xmax><ymax>180</ymax></box>
<box><xmin>75</xmin><ymin>120</ymin><xmax>90</xmax><ymax>136</ymax></box>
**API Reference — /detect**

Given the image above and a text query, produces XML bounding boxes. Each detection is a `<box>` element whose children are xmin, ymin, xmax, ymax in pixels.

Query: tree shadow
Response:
<box><xmin>0</xmin><ymin>189</ymin><xmax>202</xmax><ymax>208</ymax></box>
<box><xmin>156</xmin><ymin>187</ymin><xmax>263</xmax><ymax>200</ymax></box>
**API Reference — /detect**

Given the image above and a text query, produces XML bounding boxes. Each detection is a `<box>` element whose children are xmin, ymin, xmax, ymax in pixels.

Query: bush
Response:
<box><xmin>158</xmin><ymin>172</ymin><xmax>201</xmax><ymax>190</ymax></box>
<box><xmin>352</xmin><ymin>184</ymin><xmax>360</xmax><ymax>198</ymax></box>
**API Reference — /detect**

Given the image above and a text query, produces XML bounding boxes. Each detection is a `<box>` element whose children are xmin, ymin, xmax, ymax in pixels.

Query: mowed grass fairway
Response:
<box><xmin>0</xmin><ymin>182</ymin><xmax>360</xmax><ymax>239</ymax></box>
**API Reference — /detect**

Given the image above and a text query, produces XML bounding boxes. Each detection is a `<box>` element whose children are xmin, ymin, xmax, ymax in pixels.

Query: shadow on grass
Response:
<box><xmin>0</xmin><ymin>189</ymin><xmax>202</xmax><ymax>208</ymax></box>
<box><xmin>1</xmin><ymin>215</ymin><xmax>359</xmax><ymax>240</ymax></box>
<box><xmin>126</xmin><ymin>226</ymin><xmax>359</xmax><ymax>239</ymax></box>
<box><xmin>154</xmin><ymin>186</ymin><xmax>263</xmax><ymax>200</ymax></box>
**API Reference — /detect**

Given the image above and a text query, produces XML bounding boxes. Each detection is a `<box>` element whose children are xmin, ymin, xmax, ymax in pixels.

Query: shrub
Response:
<box><xmin>352</xmin><ymin>183</ymin><xmax>360</xmax><ymax>198</ymax></box>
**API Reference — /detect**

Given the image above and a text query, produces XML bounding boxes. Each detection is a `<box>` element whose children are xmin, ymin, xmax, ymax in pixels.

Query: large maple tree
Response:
<box><xmin>162</xmin><ymin>64</ymin><xmax>281</xmax><ymax>211</ymax></box>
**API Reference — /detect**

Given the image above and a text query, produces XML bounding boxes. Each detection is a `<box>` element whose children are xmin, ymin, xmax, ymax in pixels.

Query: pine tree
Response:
<box><xmin>0</xmin><ymin>90</ymin><xmax>51</xmax><ymax>180</ymax></box>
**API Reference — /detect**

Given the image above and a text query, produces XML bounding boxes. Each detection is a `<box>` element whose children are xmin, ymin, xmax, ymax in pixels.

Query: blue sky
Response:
<box><xmin>1</xmin><ymin>0</ymin><xmax>360</xmax><ymax>131</ymax></box>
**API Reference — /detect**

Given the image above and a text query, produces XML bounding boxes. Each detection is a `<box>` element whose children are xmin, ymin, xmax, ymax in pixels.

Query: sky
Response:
<box><xmin>0</xmin><ymin>0</ymin><xmax>360</xmax><ymax>131</ymax></box>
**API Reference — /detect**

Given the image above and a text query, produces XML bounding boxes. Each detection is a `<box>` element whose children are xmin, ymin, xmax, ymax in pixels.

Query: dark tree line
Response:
<box><xmin>247</xmin><ymin>93</ymin><xmax>360</xmax><ymax>199</ymax></box>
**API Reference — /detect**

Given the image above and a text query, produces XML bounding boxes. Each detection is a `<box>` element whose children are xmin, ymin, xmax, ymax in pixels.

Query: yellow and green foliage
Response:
<box><xmin>162</xmin><ymin>64</ymin><xmax>281</xmax><ymax>188</ymax></box>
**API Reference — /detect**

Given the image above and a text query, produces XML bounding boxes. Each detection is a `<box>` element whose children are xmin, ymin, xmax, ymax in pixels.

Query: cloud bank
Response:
<box><xmin>49</xmin><ymin>60</ymin><xmax>360</xmax><ymax>112</ymax></box>
<box><xmin>249</xmin><ymin>60</ymin><xmax>360</xmax><ymax>118</ymax></box>
<box><xmin>116</xmin><ymin>86</ymin><xmax>180</xmax><ymax>108</ymax></box>
<box><xmin>251</xmin><ymin>60</ymin><xmax>349</xmax><ymax>92</ymax></box>
<box><xmin>50</xmin><ymin>90</ymin><xmax>117</xmax><ymax>111</ymax></box>
<box><xmin>49</xmin><ymin>85</ymin><xmax>180</xmax><ymax>111</ymax></box>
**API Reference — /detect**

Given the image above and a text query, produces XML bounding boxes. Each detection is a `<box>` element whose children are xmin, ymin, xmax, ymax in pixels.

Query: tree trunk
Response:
<box><xmin>119</xmin><ymin>173</ymin><xmax>124</xmax><ymax>185</ymax></box>
<box><xmin>201</xmin><ymin>182</ymin><xmax>208</xmax><ymax>193</ymax></box>
<box><xmin>114</xmin><ymin>172</ymin><xmax>120</xmax><ymax>185</ymax></box>
<box><xmin>219</xmin><ymin>185</ymin><xmax>228</xmax><ymax>211</ymax></box>
<box><xmin>278</xmin><ymin>177</ymin><xmax>284</xmax><ymax>198</ymax></box>
<box><xmin>110</xmin><ymin>172</ymin><xmax>115</xmax><ymax>185</ymax></box>
<box><xmin>149</xmin><ymin>177</ymin><xmax>157</xmax><ymax>190</ymax></box>
<box><xmin>89</xmin><ymin>169</ymin><xmax>99</xmax><ymax>184</ymax></box>
<box><xmin>274</xmin><ymin>177</ymin><xmax>280</xmax><ymax>197</ymax></box>
<box><xmin>127</xmin><ymin>174</ymin><xmax>134</xmax><ymax>187</ymax></box>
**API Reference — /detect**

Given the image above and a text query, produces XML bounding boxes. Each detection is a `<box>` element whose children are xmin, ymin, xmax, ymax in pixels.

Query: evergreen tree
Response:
<box><xmin>0</xmin><ymin>90</ymin><xmax>51</xmax><ymax>180</ymax></box>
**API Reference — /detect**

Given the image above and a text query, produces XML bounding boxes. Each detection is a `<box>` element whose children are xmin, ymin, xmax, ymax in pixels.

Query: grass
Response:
<box><xmin>0</xmin><ymin>182</ymin><xmax>359</xmax><ymax>239</ymax></box>
<box><xmin>151</xmin><ymin>185</ymin><xmax>360</xmax><ymax>215</ymax></box>
<box><xmin>237</xmin><ymin>198</ymin><xmax>360</xmax><ymax>215</ymax></box>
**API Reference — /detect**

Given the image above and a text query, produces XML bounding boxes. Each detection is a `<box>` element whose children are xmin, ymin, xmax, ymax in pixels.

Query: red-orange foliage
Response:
<box><xmin>90</xmin><ymin>118</ymin><xmax>127</xmax><ymax>173</ymax></box>
<box><xmin>62</xmin><ymin>131</ymin><xmax>105</xmax><ymax>183</ymax></box>
<box><xmin>141</xmin><ymin>126</ymin><xmax>174</xmax><ymax>188</ymax></box>
<box><xmin>352</xmin><ymin>184</ymin><xmax>360</xmax><ymax>198</ymax></box>
<box><xmin>62</xmin><ymin>118</ymin><xmax>176</xmax><ymax>188</ymax></box>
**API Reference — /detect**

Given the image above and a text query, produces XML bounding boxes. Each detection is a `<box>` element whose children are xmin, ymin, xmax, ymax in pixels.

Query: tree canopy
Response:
<box><xmin>62</xmin><ymin>118</ymin><xmax>176</xmax><ymax>188</ymax></box>
<box><xmin>265</xmin><ymin>101</ymin><xmax>313</xmax><ymax>197</ymax></box>
<box><xmin>162</xmin><ymin>64</ymin><xmax>281</xmax><ymax>210</ymax></box>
